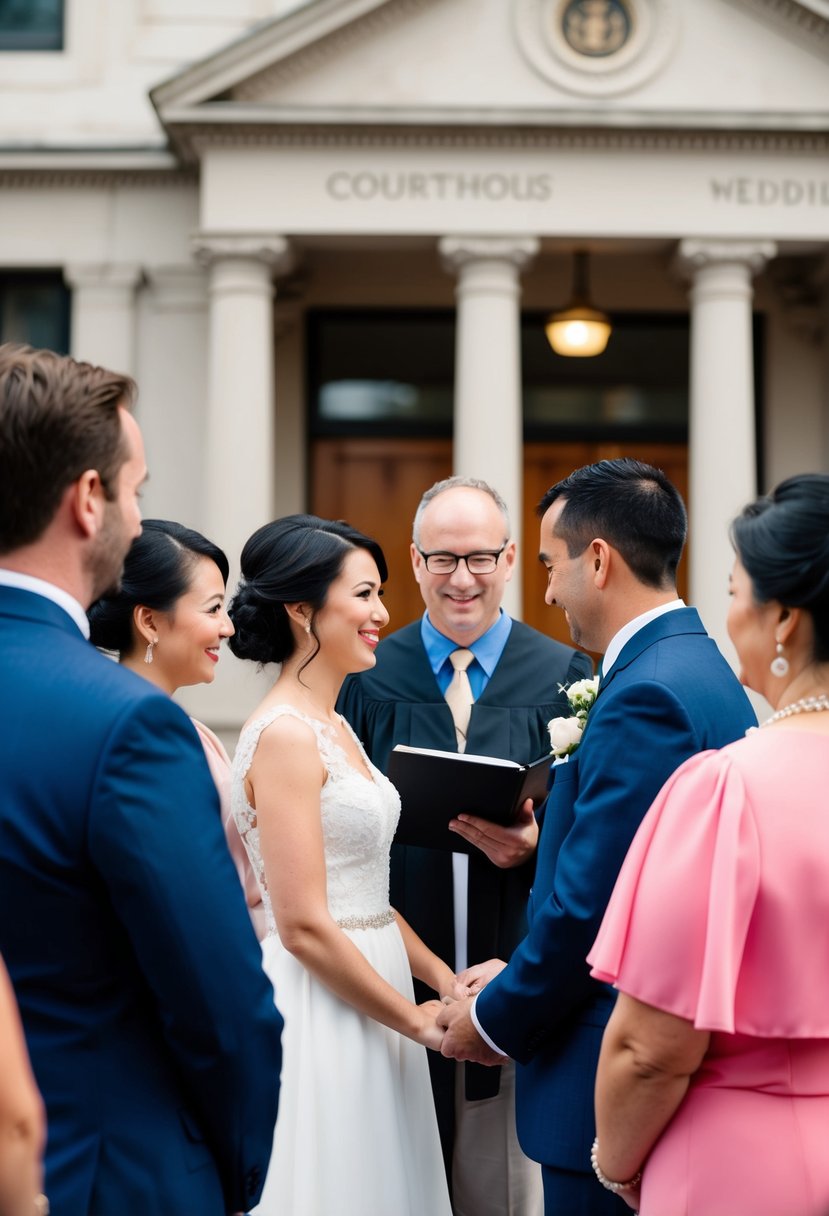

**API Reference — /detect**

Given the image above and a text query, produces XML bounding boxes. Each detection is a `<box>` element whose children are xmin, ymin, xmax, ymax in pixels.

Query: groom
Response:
<box><xmin>0</xmin><ymin>344</ymin><xmax>283</xmax><ymax>1215</ymax></box>
<box><xmin>440</xmin><ymin>459</ymin><xmax>756</xmax><ymax>1214</ymax></box>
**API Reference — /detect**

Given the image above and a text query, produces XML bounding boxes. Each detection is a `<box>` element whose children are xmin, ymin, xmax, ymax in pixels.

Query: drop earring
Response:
<box><xmin>144</xmin><ymin>639</ymin><xmax>157</xmax><ymax>665</ymax></box>
<box><xmin>770</xmin><ymin>641</ymin><xmax>789</xmax><ymax>678</ymax></box>
<box><xmin>304</xmin><ymin>619</ymin><xmax>311</xmax><ymax>635</ymax></box>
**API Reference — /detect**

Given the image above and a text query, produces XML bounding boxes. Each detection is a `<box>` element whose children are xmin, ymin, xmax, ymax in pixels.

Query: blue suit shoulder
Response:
<box><xmin>68</xmin><ymin>634</ymin><xmax>201</xmax><ymax>740</ymax></box>
<box><xmin>600</xmin><ymin>609</ymin><xmax>756</xmax><ymax>741</ymax></box>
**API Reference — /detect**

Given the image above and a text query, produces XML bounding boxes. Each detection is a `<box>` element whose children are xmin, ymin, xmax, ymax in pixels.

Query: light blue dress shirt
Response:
<box><xmin>420</xmin><ymin>609</ymin><xmax>513</xmax><ymax>700</ymax></box>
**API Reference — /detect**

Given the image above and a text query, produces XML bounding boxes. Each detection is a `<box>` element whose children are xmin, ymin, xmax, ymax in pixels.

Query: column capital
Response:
<box><xmin>63</xmin><ymin>263</ymin><xmax>142</xmax><ymax>291</ymax></box>
<box><xmin>439</xmin><ymin>235</ymin><xmax>539</xmax><ymax>275</ymax></box>
<box><xmin>676</xmin><ymin>239</ymin><xmax>777</xmax><ymax>279</ymax></box>
<box><xmin>191</xmin><ymin>231</ymin><xmax>295</xmax><ymax>277</ymax></box>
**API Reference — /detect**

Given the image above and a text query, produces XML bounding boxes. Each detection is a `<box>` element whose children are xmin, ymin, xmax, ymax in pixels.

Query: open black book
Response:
<box><xmin>387</xmin><ymin>744</ymin><xmax>552</xmax><ymax>852</ymax></box>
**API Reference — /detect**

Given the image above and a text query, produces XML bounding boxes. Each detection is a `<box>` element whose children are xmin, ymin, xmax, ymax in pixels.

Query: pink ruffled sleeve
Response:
<box><xmin>590</xmin><ymin>735</ymin><xmax>829</xmax><ymax>1037</ymax></box>
<box><xmin>588</xmin><ymin>748</ymin><xmax>762</xmax><ymax>1034</ymax></box>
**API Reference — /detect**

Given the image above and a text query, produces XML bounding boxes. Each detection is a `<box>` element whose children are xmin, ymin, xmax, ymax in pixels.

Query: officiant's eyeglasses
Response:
<box><xmin>417</xmin><ymin>544</ymin><xmax>507</xmax><ymax>575</ymax></box>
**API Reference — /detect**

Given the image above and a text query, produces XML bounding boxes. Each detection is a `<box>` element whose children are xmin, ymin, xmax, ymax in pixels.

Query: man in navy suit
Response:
<box><xmin>439</xmin><ymin>459</ymin><xmax>756</xmax><ymax>1214</ymax></box>
<box><xmin>0</xmin><ymin>344</ymin><xmax>283</xmax><ymax>1215</ymax></box>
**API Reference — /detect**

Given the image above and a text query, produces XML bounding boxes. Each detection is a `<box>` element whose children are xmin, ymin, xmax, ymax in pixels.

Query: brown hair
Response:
<box><xmin>0</xmin><ymin>343</ymin><xmax>137</xmax><ymax>554</ymax></box>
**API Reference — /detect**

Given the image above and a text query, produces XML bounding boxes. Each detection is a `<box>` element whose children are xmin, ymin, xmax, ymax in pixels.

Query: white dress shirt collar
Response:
<box><xmin>0</xmin><ymin>569</ymin><xmax>90</xmax><ymax>638</ymax></box>
<box><xmin>601</xmin><ymin>599</ymin><xmax>684</xmax><ymax>679</ymax></box>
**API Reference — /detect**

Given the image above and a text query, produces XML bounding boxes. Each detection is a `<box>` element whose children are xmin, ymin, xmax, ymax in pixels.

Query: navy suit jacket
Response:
<box><xmin>475</xmin><ymin>607</ymin><xmax>757</xmax><ymax>1169</ymax></box>
<box><xmin>0</xmin><ymin>587</ymin><xmax>283</xmax><ymax>1215</ymax></box>
<box><xmin>339</xmin><ymin>619</ymin><xmax>590</xmax><ymax>1165</ymax></box>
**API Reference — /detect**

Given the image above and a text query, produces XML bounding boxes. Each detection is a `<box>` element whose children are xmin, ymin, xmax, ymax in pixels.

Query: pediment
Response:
<box><xmin>151</xmin><ymin>0</ymin><xmax>829</xmax><ymax>153</ymax></box>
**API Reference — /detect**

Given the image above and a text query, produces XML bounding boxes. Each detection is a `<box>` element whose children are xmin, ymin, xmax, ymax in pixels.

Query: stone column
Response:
<box><xmin>192</xmin><ymin>233</ymin><xmax>294</xmax><ymax>568</ymax></box>
<box><xmin>140</xmin><ymin>265</ymin><xmax>209</xmax><ymax>526</ymax></box>
<box><xmin>190</xmin><ymin>233</ymin><xmax>294</xmax><ymax>732</ymax></box>
<box><xmin>678</xmin><ymin>239</ymin><xmax>776</xmax><ymax>666</ymax></box>
<box><xmin>64</xmin><ymin>262</ymin><xmax>142</xmax><ymax>374</ymax></box>
<box><xmin>439</xmin><ymin>236</ymin><xmax>539</xmax><ymax>619</ymax></box>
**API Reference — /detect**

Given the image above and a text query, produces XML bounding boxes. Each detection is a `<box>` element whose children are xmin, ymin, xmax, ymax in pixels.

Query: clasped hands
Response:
<box><xmin>420</xmin><ymin>958</ymin><xmax>509</xmax><ymax>1065</ymax></box>
<box><xmin>416</xmin><ymin>801</ymin><xmax>535</xmax><ymax>1061</ymax></box>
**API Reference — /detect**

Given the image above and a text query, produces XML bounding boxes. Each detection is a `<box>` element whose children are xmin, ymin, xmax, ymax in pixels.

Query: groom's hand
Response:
<box><xmin>436</xmin><ymin>997</ymin><xmax>504</xmax><ymax>1066</ymax></box>
<box><xmin>448</xmin><ymin>798</ymin><xmax>538</xmax><ymax>868</ymax></box>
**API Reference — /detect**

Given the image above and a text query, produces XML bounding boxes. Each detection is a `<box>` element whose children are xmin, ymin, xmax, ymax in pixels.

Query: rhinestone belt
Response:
<box><xmin>336</xmin><ymin>909</ymin><xmax>396</xmax><ymax>931</ymax></box>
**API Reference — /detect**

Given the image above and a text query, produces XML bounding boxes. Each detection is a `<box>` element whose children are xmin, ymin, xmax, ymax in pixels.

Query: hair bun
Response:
<box><xmin>227</xmin><ymin>581</ymin><xmax>292</xmax><ymax>665</ymax></box>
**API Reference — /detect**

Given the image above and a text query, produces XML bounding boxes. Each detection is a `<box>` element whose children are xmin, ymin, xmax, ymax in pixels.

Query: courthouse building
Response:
<box><xmin>1</xmin><ymin>0</ymin><xmax>827</xmax><ymax>729</ymax></box>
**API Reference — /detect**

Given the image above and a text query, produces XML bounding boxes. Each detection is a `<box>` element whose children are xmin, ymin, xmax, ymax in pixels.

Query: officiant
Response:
<box><xmin>339</xmin><ymin>475</ymin><xmax>590</xmax><ymax>1216</ymax></box>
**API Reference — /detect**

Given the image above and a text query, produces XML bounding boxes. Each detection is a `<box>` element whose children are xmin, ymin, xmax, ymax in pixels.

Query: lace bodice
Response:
<box><xmin>231</xmin><ymin>706</ymin><xmax>401</xmax><ymax>937</ymax></box>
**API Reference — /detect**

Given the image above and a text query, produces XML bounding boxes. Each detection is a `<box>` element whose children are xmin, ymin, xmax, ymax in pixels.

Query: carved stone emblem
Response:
<box><xmin>561</xmin><ymin>0</ymin><xmax>632</xmax><ymax>59</ymax></box>
<box><xmin>514</xmin><ymin>0</ymin><xmax>678</xmax><ymax>97</ymax></box>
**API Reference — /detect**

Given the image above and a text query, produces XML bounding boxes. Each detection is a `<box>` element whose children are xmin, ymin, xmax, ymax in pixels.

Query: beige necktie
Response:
<box><xmin>445</xmin><ymin>648</ymin><xmax>475</xmax><ymax>753</ymax></box>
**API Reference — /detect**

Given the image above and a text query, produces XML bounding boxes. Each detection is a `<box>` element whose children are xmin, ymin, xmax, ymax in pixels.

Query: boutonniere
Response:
<box><xmin>547</xmin><ymin>677</ymin><xmax>600</xmax><ymax>759</ymax></box>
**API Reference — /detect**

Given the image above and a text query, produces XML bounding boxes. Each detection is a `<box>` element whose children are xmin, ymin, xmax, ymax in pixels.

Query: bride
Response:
<box><xmin>228</xmin><ymin>515</ymin><xmax>454</xmax><ymax>1216</ymax></box>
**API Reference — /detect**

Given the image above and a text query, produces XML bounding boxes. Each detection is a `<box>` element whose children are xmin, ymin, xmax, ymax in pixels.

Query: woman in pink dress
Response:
<box><xmin>587</xmin><ymin>473</ymin><xmax>829</xmax><ymax>1216</ymax></box>
<box><xmin>88</xmin><ymin>520</ymin><xmax>265</xmax><ymax>937</ymax></box>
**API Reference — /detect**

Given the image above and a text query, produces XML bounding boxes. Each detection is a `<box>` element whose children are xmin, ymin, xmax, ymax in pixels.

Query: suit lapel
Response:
<box><xmin>598</xmin><ymin>607</ymin><xmax>706</xmax><ymax>696</ymax></box>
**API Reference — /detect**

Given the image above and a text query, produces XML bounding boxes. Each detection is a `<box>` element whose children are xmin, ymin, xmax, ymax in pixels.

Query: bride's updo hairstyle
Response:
<box><xmin>89</xmin><ymin>519</ymin><xmax>229</xmax><ymax>656</ymax></box>
<box><xmin>228</xmin><ymin>514</ymin><xmax>388</xmax><ymax>668</ymax></box>
<box><xmin>731</xmin><ymin>473</ymin><xmax>829</xmax><ymax>662</ymax></box>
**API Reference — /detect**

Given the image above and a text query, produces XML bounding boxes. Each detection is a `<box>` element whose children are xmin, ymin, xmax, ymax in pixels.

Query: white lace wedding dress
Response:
<box><xmin>232</xmin><ymin>706</ymin><xmax>452</xmax><ymax>1216</ymax></box>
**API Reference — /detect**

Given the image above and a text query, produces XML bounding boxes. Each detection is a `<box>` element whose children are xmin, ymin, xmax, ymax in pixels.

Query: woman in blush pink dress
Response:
<box><xmin>587</xmin><ymin>473</ymin><xmax>829</xmax><ymax>1216</ymax></box>
<box><xmin>88</xmin><ymin>519</ymin><xmax>265</xmax><ymax>938</ymax></box>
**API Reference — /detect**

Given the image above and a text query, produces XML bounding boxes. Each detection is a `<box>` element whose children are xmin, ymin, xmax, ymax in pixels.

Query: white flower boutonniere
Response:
<box><xmin>547</xmin><ymin>677</ymin><xmax>600</xmax><ymax>759</ymax></box>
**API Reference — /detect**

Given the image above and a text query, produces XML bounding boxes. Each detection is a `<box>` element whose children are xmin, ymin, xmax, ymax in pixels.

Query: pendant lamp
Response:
<box><xmin>545</xmin><ymin>251</ymin><xmax>612</xmax><ymax>358</ymax></box>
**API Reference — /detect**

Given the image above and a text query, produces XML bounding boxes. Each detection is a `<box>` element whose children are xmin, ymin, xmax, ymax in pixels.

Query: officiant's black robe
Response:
<box><xmin>338</xmin><ymin>618</ymin><xmax>591</xmax><ymax>1170</ymax></box>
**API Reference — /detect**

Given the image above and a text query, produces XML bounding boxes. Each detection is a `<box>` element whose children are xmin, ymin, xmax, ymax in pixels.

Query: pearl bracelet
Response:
<box><xmin>590</xmin><ymin>1138</ymin><xmax>642</xmax><ymax>1194</ymax></box>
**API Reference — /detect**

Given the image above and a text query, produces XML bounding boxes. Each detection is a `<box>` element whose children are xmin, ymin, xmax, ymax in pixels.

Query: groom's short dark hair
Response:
<box><xmin>538</xmin><ymin>458</ymin><xmax>687</xmax><ymax>589</ymax></box>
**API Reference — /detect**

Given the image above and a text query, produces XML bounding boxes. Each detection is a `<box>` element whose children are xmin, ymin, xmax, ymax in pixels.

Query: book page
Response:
<box><xmin>391</xmin><ymin>744</ymin><xmax>521</xmax><ymax>768</ymax></box>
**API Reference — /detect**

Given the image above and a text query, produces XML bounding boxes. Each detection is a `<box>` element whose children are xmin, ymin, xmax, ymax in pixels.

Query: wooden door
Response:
<box><xmin>522</xmin><ymin>442</ymin><xmax>689</xmax><ymax>645</ymax></box>
<box><xmin>311</xmin><ymin>437</ymin><xmax>688</xmax><ymax>646</ymax></box>
<box><xmin>312</xmin><ymin>437</ymin><xmax>451</xmax><ymax>637</ymax></box>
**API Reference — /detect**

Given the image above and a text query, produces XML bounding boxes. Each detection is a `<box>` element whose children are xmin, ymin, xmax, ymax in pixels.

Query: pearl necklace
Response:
<box><xmin>760</xmin><ymin>694</ymin><xmax>829</xmax><ymax>728</ymax></box>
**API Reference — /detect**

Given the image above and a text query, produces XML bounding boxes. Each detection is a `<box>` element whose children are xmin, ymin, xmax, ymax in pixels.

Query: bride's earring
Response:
<box><xmin>144</xmin><ymin>639</ymin><xmax>157</xmax><ymax>665</ymax></box>
<box><xmin>770</xmin><ymin>641</ymin><xmax>789</xmax><ymax>678</ymax></box>
<box><xmin>304</xmin><ymin>618</ymin><xmax>311</xmax><ymax>635</ymax></box>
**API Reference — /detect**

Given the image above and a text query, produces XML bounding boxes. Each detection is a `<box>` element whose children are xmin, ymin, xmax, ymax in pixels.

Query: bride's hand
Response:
<box><xmin>455</xmin><ymin>958</ymin><xmax>507</xmax><ymax>995</ymax></box>
<box><xmin>414</xmin><ymin>999</ymin><xmax>446</xmax><ymax>1051</ymax></box>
